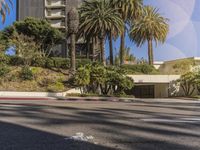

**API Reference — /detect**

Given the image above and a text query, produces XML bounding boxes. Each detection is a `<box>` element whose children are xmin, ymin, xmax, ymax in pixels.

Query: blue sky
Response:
<box><xmin>1</xmin><ymin>0</ymin><xmax>200</xmax><ymax>61</ymax></box>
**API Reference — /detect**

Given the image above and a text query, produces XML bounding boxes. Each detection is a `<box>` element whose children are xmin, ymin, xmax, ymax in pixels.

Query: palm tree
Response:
<box><xmin>108</xmin><ymin>26</ymin><xmax>120</xmax><ymax>65</ymax></box>
<box><xmin>68</xmin><ymin>8</ymin><xmax>79</xmax><ymax>73</ymax></box>
<box><xmin>79</xmin><ymin>0</ymin><xmax>123</xmax><ymax>66</ymax></box>
<box><xmin>129</xmin><ymin>6</ymin><xmax>169</xmax><ymax>65</ymax></box>
<box><xmin>110</xmin><ymin>0</ymin><xmax>142</xmax><ymax>65</ymax></box>
<box><xmin>0</xmin><ymin>0</ymin><xmax>12</xmax><ymax>23</ymax></box>
<box><xmin>108</xmin><ymin>32</ymin><xmax>114</xmax><ymax>65</ymax></box>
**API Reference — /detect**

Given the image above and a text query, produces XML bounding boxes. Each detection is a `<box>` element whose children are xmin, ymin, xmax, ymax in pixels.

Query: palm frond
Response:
<box><xmin>0</xmin><ymin>0</ymin><xmax>12</xmax><ymax>23</ymax></box>
<box><xmin>129</xmin><ymin>5</ymin><xmax>169</xmax><ymax>47</ymax></box>
<box><xmin>78</xmin><ymin>0</ymin><xmax>123</xmax><ymax>40</ymax></box>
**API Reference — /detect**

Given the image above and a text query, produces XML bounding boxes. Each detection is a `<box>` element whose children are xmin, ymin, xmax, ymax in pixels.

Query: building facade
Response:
<box><xmin>17</xmin><ymin>0</ymin><xmax>84</xmax><ymax>57</ymax></box>
<box><xmin>127</xmin><ymin>57</ymin><xmax>200</xmax><ymax>98</ymax></box>
<box><xmin>17</xmin><ymin>0</ymin><xmax>45</xmax><ymax>20</ymax></box>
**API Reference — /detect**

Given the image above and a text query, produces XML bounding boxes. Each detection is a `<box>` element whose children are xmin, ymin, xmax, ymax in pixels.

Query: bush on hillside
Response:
<box><xmin>47</xmin><ymin>81</ymin><xmax>65</xmax><ymax>92</ymax></box>
<box><xmin>8</xmin><ymin>55</ymin><xmax>91</xmax><ymax>69</ymax></box>
<box><xmin>0</xmin><ymin>64</ymin><xmax>10</xmax><ymax>77</ymax></box>
<box><xmin>51</xmin><ymin>57</ymin><xmax>70</xmax><ymax>69</ymax></box>
<box><xmin>121</xmin><ymin>64</ymin><xmax>157</xmax><ymax>74</ymax></box>
<box><xmin>76</xmin><ymin>59</ymin><xmax>92</xmax><ymax>68</ymax></box>
<box><xmin>9</xmin><ymin>56</ymin><xmax>24</xmax><ymax>66</ymax></box>
<box><xmin>20</xmin><ymin>66</ymin><xmax>34</xmax><ymax>80</ymax></box>
<box><xmin>31</xmin><ymin>57</ymin><xmax>47</xmax><ymax>68</ymax></box>
<box><xmin>73</xmin><ymin>63</ymin><xmax>134</xmax><ymax>95</ymax></box>
<box><xmin>0</xmin><ymin>53</ymin><xmax>10</xmax><ymax>65</ymax></box>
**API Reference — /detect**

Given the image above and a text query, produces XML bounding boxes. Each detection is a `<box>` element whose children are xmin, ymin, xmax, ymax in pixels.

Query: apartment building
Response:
<box><xmin>17</xmin><ymin>0</ymin><xmax>84</xmax><ymax>57</ymax></box>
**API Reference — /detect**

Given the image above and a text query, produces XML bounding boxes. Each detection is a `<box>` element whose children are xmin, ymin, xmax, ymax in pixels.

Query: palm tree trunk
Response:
<box><xmin>120</xmin><ymin>26</ymin><xmax>126</xmax><ymax>65</ymax></box>
<box><xmin>109</xmin><ymin>32</ymin><xmax>114</xmax><ymax>65</ymax></box>
<box><xmin>70</xmin><ymin>33</ymin><xmax>76</xmax><ymax>72</ymax></box>
<box><xmin>86</xmin><ymin>40</ymin><xmax>90</xmax><ymax>59</ymax></box>
<box><xmin>100</xmin><ymin>37</ymin><xmax>106</xmax><ymax>66</ymax></box>
<box><xmin>148</xmin><ymin>39</ymin><xmax>154</xmax><ymax>65</ymax></box>
<box><xmin>92</xmin><ymin>37</ymin><xmax>96</xmax><ymax>62</ymax></box>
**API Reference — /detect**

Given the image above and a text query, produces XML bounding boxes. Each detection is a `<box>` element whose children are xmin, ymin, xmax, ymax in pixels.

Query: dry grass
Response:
<box><xmin>0</xmin><ymin>66</ymin><xmax>69</xmax><ymax>92</ymax></box>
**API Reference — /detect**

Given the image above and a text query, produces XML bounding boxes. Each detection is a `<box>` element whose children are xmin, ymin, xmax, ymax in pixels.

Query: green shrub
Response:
<box><xmin>39</xmin><ymin>77</ymin><xmax>54</xmax><ymax>87</ymax></box>
<box><xmin>121</xmin><ymin>64</ymin><xmax>156</xmax><ymax>74</ymax></box>
<box><xmin>140</xmin><ymin>64</ymin><xmax>155</xmax><ymax>74</ymax></box>
<box><xmin>31</xmin><ymin>67</ymin><xmax>41</xmax><ymax>74</ymax></box>
<box><xmin>74</xmin><ymin>66</ymin><xmax>90</xmax><ymax>93</ymax></box>
<box><xmin>47</xmin><ymin>81</ymin><xmax>65</xmax><ymax>92</ymax></box>
<box><xmin>45</xmin><ymin>58</ymin><xmax>55</xmax><ymax>68</ymax></box>
<box><xmin>20</xmin><ymin>66</ymin><xmax>34</xmax><ymax>80</ymax></box>
<box><xmin>77</xmin><ymin>59</ymin><xmax>92</xmax><ymax>68</ymax></box>
<box><xmin>8</xmin><ymin>55</ymin><xmax>91</xmax><ymax>69</ymax></box>
<box><xmin>0</xmin><ymin>65</ymin><xmax>10</xmax><ymax>77</ymax></box>
<box><xmin>9</xmin><ymin>56</ymin><xmax>24</xmax><ymax>66</ymax></box>
<box><xmin>46</xmin><ymin>57</ymin><xmax>70</xmax><ymax>69</ymax></box>
<box><xmin>32</xmin><ymin>57</ymin><xmax>47</xmax><ymax>67</ymax></box>
<box><xmin>0</xmin><ymin>53</ymin><xmax>10</xmax><ymax>65</ymax></box>
<box><xmin>73</xmin><ymin>63</ymin><xmax>134</xmax><ymax>95</ymax></box>
<box><xmin>52</xmin><ymin>57</ymin><xmax>70</xmax><ymax>69</ymax></box>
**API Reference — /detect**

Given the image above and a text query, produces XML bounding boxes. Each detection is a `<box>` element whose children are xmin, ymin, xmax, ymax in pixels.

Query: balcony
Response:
<box><xmin>45</xmin><ymin>9</ymin><xmax>66</xmax><ymax>19</ymax></box>
<box><xmin>49</xmin><ymin>19</ymin><xmax>66</xmax><ymax>29</ymax></box>
<box><xmin>45</xmin><ymin>0</ymin><xmax>66</xmax><ymax>8</ymax></box>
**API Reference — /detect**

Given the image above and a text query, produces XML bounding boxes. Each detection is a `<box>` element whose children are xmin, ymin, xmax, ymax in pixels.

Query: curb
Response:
<box><xmin>0</xmin><ymin>97</ymin><xmax>56</xmax><ymax>101</ymax></box>
<box><xmin>59</xmin><ymin>96</ymin><xmax>137</xmax><ymax>102</ymax></box>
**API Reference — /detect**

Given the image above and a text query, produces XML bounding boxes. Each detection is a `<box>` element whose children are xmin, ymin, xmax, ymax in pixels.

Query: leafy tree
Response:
<box><xmin>79</xmin><ymin>0</ymin><xmax>123</xmax><ymax>66</ymax></box>
<box><xmin>111</xmin><ymin>0</ymin><xmax>142</xmax><ymax>65</ymax></box>
<box><xmin>2</xmin><ymin>17</ymin><xmax>64</xmax><ymax>57</ymax></box>
<box><xmin>177</xmin><ymin>72</ymin><xmax>196</xmax><ymax>96</ymax></box>
<box><xmin>0</xmin><ymin>0</ymin><xmax>12</xmax><ymax>23</ymax></box>
<box><xmin>172</xmin><ymin>59</ymin><xmax>194</xmax><ymax>74</ymax></box>
<box><xmin>194</xmin><ymin>71</ymin><xmax>200</xmax><ymax>94</ymax></box>
<box><xmin>129</xmin><ymin>6</ymin><xmax>169</xmax><ymax>65</ymax></box>
<box><xmin>9</xmin><ymin>33</ymin><xmax>41</xmax><ymax>66</ymax></box>
<box><xmin>73</xmin><ymin>63</ymin><xmax>134</xmax><ymax>95</ymax></box>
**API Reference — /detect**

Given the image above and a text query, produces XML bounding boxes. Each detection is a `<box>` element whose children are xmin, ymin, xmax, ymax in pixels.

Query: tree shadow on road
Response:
<box><xmin>0</xmin><ymin>121</ymin><xmax>117</xmax><ymax>150</ymax></box>
<box><xmin>0</xmin><ymin>101</ymin><xmax>200</xmax><ymax>150</ymax></box>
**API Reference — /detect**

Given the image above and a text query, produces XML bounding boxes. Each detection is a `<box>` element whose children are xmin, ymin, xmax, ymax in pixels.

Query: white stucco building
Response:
<box><xmin>127</xmin><ymin>57</ymin><xmax>200</xmax><ymax>98</ymax></box>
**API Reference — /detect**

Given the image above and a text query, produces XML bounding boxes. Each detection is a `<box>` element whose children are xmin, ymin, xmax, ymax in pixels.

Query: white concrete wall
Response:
<box><xmin>128</xmin><ymin>75</ymin><xmax>180</xmax><ymax>84</ymax></box>
<box><xmin>154</xmin><ymin>84</ymin><xmax>169</xmax><ymax>98</ymax></box>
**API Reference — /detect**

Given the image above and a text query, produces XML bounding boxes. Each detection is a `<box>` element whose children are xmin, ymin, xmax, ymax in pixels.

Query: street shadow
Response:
<box><xmin>0</xmin><ymin>101</ymin><xmax>200</xmax><ymax>150</ymax></box>
<box><xmin>0</xmin><ymin>121</ymin><xmax>117</xmax><ymax>150</ymax></box>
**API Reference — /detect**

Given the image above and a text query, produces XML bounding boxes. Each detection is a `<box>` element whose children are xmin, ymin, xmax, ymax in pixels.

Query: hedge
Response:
<box><xmin>8</xmin><ymin>56</ymin><xmax>92</xmax><ymax>69</ymax></box>
<box><xmin>121</xmin><ymin>64</ymin><xmax>157</xmax><ymax>74</ymax></box>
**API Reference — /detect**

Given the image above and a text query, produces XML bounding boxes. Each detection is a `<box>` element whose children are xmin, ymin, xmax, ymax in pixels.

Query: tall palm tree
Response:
<box><xmin>108</xmin><ymin>25</ymin><xmax>120</xmax><ymax>65</ymax></box>
<box><xmin>68</xmin><ymin>8</ymin><xmax>79</xmax><ymax>73</ymax></box>
<box><xmin>108</xmin><ymin>31</ymin><xmax>114</xmax><ymax>65</ymax></box>
<box><xmin>111</xmin><ymin>0</ymin><xmax>142</xmax><ymax>65</ymax></box>
<box><xmin>129</xmin><ymin>6</ymin><xmax>169</xmax><ymax>65</ymax></box>
<box><xmin>0</xmin><ymin>0</ymin><xmax>12</xmax><ymax>23</ymax></box>
<box><xmin>79</xmin><ymin>0</ymin><xmax>123</xmax><ymax>66</ymax></box>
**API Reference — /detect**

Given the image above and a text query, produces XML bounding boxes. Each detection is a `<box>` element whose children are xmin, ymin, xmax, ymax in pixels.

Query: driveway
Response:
<box><xmin>0</xmin><ymin>98</ymin><xmax>199</xmax><ymax>150</ymax></box>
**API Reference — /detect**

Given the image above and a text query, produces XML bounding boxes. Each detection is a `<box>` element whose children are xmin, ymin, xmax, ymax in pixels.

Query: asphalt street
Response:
<box><xmin>0</xmin><ymin>99</ymin><xmax>199</xmax><ymax>150</ymax></box>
